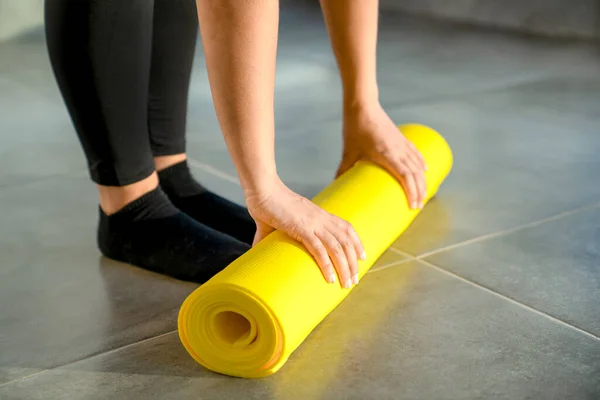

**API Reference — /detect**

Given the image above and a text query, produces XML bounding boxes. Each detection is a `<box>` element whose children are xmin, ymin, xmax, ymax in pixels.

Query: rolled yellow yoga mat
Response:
<box><xmin>178</xmin><ymin>124</ymin><xmax>453</xmax><ymax>378</ymax></box>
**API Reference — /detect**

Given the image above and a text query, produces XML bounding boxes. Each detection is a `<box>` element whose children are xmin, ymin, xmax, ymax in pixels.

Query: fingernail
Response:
<box><xmin>352</xmin><ymin>274</ymin><xmax>359</xmax><ymax>285</ymax></box>
<box><xmin>328</xmin><ymin>273</ymin><xmax>337</xmax><ymax>284</ymax></box>
<box><xmin>360</xmin><ymin>251</ymin><xmax>367</xmax><ymax>260</ymax></box>
<box><xmin>419</xmin><ymin>202</ymin><xmax>424</xmax><ymax>209</ymax></box>
<box><xmin>344</xmin><ymin>278</ymin><xmax>352</xmax><ymax>289</ymax></box>
<box><xmin>411</xmin><ymin>202</ymin><xmax>418</xmax><ymax>209</ymax></box>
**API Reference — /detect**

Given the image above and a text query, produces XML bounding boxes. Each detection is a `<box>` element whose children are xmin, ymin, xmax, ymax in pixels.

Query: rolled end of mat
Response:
<box><xmin>178</xmin><ymin>124</ymin><xmax>453</xmax><ymax>378</ymax></box>
<box><xmin>178</xmin><ymin>283</ymin><xmax>285</xmax><ymax>377</ymax></box>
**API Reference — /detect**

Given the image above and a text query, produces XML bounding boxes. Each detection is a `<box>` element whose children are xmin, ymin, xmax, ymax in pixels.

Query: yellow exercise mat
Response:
<box><xmin>178</xmin><ymin>124</ymin><xmax>453</xmax><ymax>378</ymax></box>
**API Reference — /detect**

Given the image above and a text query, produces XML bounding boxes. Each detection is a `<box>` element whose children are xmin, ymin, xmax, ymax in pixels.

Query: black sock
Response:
<box><xmin>158</xmin><ymin>161</ymin><xmax>256</xmax><ymax>245</ymax></box>
<box><xmin>97</xmin><ymin>187</ymin><xmax>250</xmax><ymax>283</ymax></box>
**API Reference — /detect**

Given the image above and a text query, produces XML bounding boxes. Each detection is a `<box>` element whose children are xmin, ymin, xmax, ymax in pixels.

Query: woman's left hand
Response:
<box><xmin>337</xmin><ymin>103</ymin><xmax>428</xmax><ymax>209</ymax></box>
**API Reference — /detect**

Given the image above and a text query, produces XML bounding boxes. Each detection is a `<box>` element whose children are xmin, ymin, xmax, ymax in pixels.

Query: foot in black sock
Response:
<box><xmin>158</xmin><ymin>161</ymin><xmax>257</xmax><ymax>245</ymax></box>
<box><xmin>97</xmin><ymin>187</ymin><xmax>250</xmax><ymax>283</ymax></box>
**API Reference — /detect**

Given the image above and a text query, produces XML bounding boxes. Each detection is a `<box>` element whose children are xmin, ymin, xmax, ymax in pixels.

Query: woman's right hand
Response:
<box><xmin>245</xmin><ymin>177</ymin><xmax>365</xmax><ymax>289</ymax></box>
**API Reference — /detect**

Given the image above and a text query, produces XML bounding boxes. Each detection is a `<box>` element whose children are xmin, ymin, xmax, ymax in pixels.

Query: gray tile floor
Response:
<box><xmin>1</xmin><ymin>3</ymin><xmax>599</xmax><ymax>399</ymax></box>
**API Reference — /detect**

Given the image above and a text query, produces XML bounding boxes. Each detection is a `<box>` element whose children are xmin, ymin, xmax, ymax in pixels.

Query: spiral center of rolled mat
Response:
<box><xmin>213</xmin><ymin>311</ymin><xmax>257</xmax><ymax>347</ymax></box>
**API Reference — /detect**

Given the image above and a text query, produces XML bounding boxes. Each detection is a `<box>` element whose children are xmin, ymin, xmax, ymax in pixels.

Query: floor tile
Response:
<box><xmin>3</xmin><ymin>261</ymin><xmax>598</xmax><ymax>399</ymax></box>
<box><xmin>0</xmin><ymin>29</ymin><xmax>61</xmax><ymax>101</ymax></box>
<box><xmin>0</xmin><ymin>76</ymin><xmax>87</xmax><ymax>187</ymax></box>
<box><xmin>0</xmin><ymin>177</ymin><xmax>199</xmax><ymax>369</ymax></box>
<box><xmin>425</xmin><ymin>206</ymin><xmax>600</xmax><ymax>337</ymax></box>
<box><xmin>0</xmin><ymin>367</ymin><xmax>44</xmax><ymax>386</ymax></box>
<box><xmin>374</xmin><ymin>15</ymin><xmax>600</xmax><ymax>108</ymax></box>
<box><xmin>384</xmin><ymin>73</ymin><xmax>600</xmax><ymax>255</ymax></box>
<box><xmin>370</xmin><ymin>249</ymin><xmax>410</xmax><ymax>271</ymax></box>
<box><xmin>1</xmin><ymin>3</ymin><xmax>600</xmax><ymax>399</ymax></box>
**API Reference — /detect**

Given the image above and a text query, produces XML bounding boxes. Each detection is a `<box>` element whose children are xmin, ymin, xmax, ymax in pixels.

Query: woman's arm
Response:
<box><xmin>196</xmin><ymin>0</ymin><xmax>364</xmax><ymax>289</ymax></box>
<box><xmin>196</xmin><ymin>0</ymin><xmax>278</xmax><ymax>195</ymax></box>
<box><xmin>319</xmin><ymin>0</ymin><xmax>428</xmax><ymax>209</ymax></box>
<box><xmin>319</xmin><ymin>0</ymin><xmax>379</xmax><ymax>110</ymax></box>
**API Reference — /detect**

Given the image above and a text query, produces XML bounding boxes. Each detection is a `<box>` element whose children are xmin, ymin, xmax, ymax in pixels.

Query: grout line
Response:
<box><xmin>56</xmin><ymin>330</ymin><xmax>180</xmax><ymax>371</ymax></box>
<box><xmin>388</xmin><ymin>247</ymin><xmax>416</xmax><ymax>260</ymax></box>
<box><xmin>187</xmin><ymin>158</ymin><xmax>240</xmax><ymax>185</ymax></box>
<box><xmin>413</xmin><ymin>201</ymin><xmax>600</xmax><ymax>259</ymax></box>
<box><xmin>418</xmin><ymin>259</ymin><xmax>600</xmax><ymax>342</ymax></box>
<box><xmin>0</xmin><ymin>259</ymin><xmax>409</xmax><ymax>388</ymax></box>
<box><xmin>0</xmin><ymin>370</ymin><xmax>50</xmax><ymax>388</ymax></box>
<box><xmin>0</xmin><ymin>330</ymin><xmax>181</xmax><ymax>388</ymax></box>
<box><xmin>367</xmin><ymin>258</ymin><xmax>413</xmax><ymax>274</ymax></box>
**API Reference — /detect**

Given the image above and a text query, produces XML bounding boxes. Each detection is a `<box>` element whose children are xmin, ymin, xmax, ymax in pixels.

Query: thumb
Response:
<box><xmin>253</xmin><ymin>221</ymin><xmax>275</xmax><ymax>247</ymax></box>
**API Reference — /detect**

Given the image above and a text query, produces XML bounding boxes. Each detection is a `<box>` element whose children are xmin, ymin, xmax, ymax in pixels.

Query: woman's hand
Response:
<box><xmin>245</xmin><ymin>178</ymin><xmax>365</xmax><ymax>289</ymax></box>
<box><xmin>338</xmin><ymin>103</ymin><xmax>428</xmax><ymax>209</ymax></box>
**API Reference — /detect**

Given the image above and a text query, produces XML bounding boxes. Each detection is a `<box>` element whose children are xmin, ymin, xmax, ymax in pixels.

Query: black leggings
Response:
<box><xmin>45</xmin><ymin>0</ymin><xmax>198</xmax><ymax>186</ymax></box>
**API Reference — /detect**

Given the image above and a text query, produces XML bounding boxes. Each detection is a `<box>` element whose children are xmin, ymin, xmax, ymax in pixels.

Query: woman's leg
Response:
<box><xmin>146</xmin><ymin>0</ymin><xmax>256</xmax><ymax>245</ymax></box>
<box><xmin>44</xmin><ymin>0</ymin><xmax>249</xmax><ymax>283</ymax></box>
<box><xmin>44</xmin><ymin>0</ymin><xmax>157</xmax><ymax>212</ymax></box>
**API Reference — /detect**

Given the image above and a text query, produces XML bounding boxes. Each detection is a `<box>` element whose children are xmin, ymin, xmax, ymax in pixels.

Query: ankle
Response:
<box><xmin>157</xmin><ymin>159</ymin><xmax>204</xmax><ymax>198</ymax></box>
<box><xmin>154</xmin><ymin>153</ymin><xmax>187</xmax><ymax>172</ymax></box>
<box><xmin>98</xmin><ymin>172</ymin><xmax>159</xmax><ymax>215</ymax></box>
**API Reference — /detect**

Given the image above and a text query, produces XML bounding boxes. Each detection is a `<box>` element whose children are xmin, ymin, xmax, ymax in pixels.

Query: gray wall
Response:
<box><xmin>379</xmin><ymin>0</ymin><xmax>600</xmax><ymax>39</ymax></box>
<box><xmin>0</xmin><ymin>0</ymin><xmax>44</xmax><ymax>41</ymax></box>
<box><xmin>1</xmin><ymin>0</ymin><xmax>599</xmax><ymax>41</ymax></box>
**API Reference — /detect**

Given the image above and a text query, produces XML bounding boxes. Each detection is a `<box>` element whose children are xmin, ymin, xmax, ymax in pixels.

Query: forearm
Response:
<box><xmin>319</xmin><ymin>0</ymin><xmax>380</xmax><ymax>112</ymax></box>
<box><xmin>196</xmin><ymin>0</ymin><xmax>279</xmax><ymax>194</ymax></box>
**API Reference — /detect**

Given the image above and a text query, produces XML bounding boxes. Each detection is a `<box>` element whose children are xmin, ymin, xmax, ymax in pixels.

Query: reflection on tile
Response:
<box><xmin>375</xmin><ymin>21</ymin><xmax>599</xmax><ymax>109</ymax></box>
<box><xmin>0</xmin><ymin>35</ymin><xmax>61</xmax><ymax>101</ymax></box>
<box><xmin>385</xmin><ymin>75</ymin><xmax>600</xmax><ymax>255</ymax></box>
<box><xmin>0</xmin><ymin>370</ymin><xmax>222</xmax><ymax>400</ymax></box>
<box><xmin>3</xmin><ymin>262</ymin><xmax>598</xmax><ymax>399</ymax></box>
<box><xmin>426</xmin><ymin>206</ymin><xmax>600</xmax><ymax>336</ymax></box>
<box><xmin>0</xmin><ymin>367</ymin><xmax>44</xmax><ymax>386</ymax></box>
<box><xmin>0</xmin><ymin>177</ymin><xmax>198</xmax><ymax>369</ymax></box>
<box><xmin>0</xmin><ymin>77</ymin><xmax>87</xmax><ymax>187</ymax></box>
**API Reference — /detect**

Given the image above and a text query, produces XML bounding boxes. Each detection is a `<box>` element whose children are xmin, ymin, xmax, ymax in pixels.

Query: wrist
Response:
<box><xmin>342</xmin><ymin>86</ymin><xmax>380</xmax><ymax>118</ymax></box>
<box><xmin>239</xmin><ymin>166</ymin><xmax>281</xmax><ymax>198</ymax></box>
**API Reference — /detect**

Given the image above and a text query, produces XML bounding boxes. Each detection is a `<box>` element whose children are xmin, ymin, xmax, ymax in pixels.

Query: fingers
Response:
<box><xmin>334</xmin><ymin>219</ymin><xmax>363</xmax><ymax>286</ymax></box>
<box><xmin>406</xmin><ymin>140</ymin><xmax>428</xmax><ymax>171</ymax></box>
<box><xmin>302</xmin><ymin>233</ymin><xmax>338</xmax><ymax>284</ymax></box>
<box><xmin>249</xmin><ymin>184</ymin><xmax>365</xmax><ymax>288</ymax></box>
<box><xmin>298</xmin><ymin>217</ymin><xmax>364</xmax><ymax>289</ymax></box>
<box><xmin>332</xmin><ymin>218</ymin><xmax>365</xmax><ymax>261</ymax></box>
<box><xmin>384</xmin><ymin>156</ymin><xmax>419</xmax><ymax>209</ymax></box>
<box><xmin>318</xmin><ymin>231</ymin><xmax>354</xmax><ymax>289</ymax></box>
<box><xmin>401</xmin><ymin>168</ymin><xmax>420</xmax><ymax>209</ymax></box>
<box><xmin>401</xmin><ymin>156</ymin><xmax>427</xmax><ymax>208</ymax></box>
<box><xmin>404</xmin><ymin>142</ymin><xmax>428</xmax><ymax>205</ymax></box>
<box><xmin>382</xmin><ymin>149</ymin><xmax>427</xmax><ymax>209</ymax></box>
